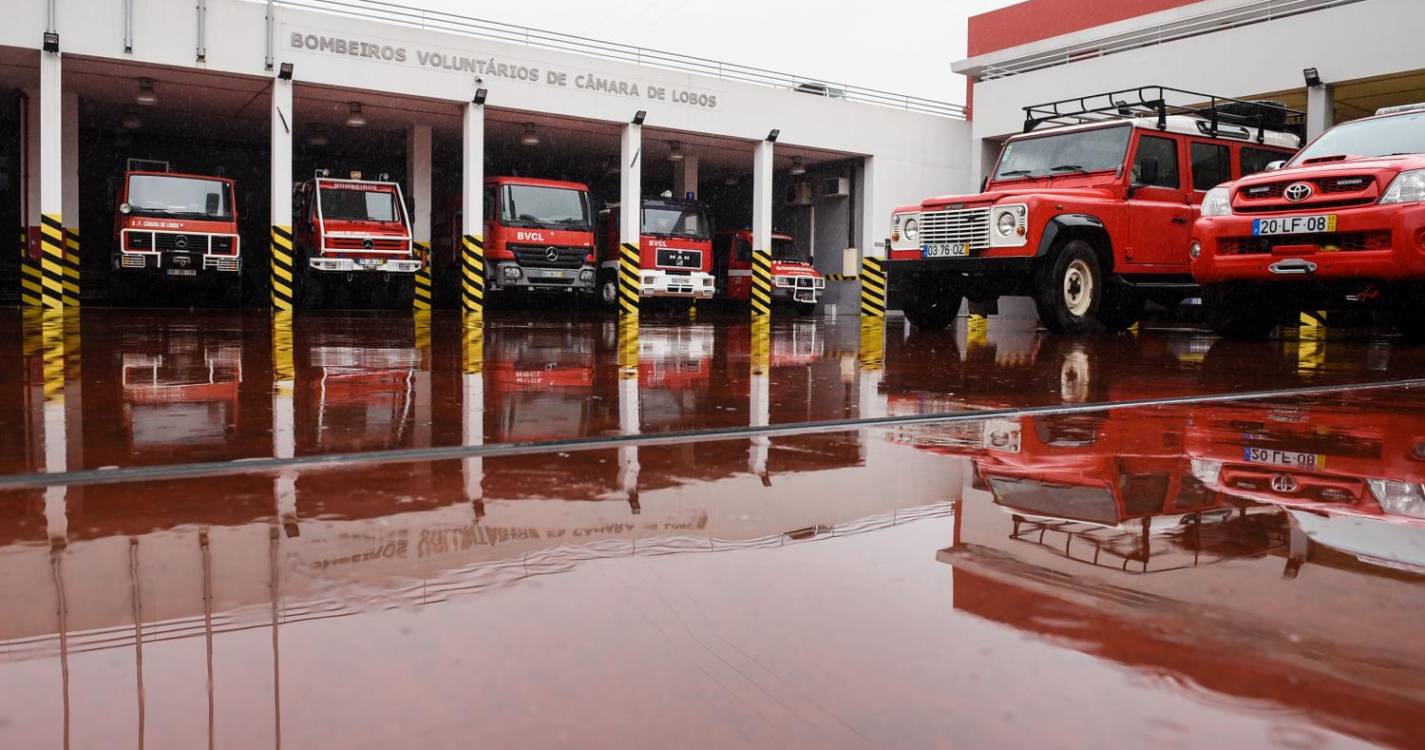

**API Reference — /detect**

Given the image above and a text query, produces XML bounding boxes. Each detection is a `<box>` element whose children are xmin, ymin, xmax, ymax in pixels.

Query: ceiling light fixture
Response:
<box><xmin>135</xmin><ymin>78</ymin><xmax>158</xmax><ymax>106</ymax></box>
<box><xmin>345</xmin><ymin>102</ymin><xmax>366</xmax><ymax>128</ymax></box>
<box><xmin>520</xmin><ymin>123</ymin><xmax>540</xmax><ymax>146</ymax></box>
<box><xmin>789</xmin><ymin>156</ymin><xmax>806</xmax><ymax>175</ymax></box>
<box><xmin>668</xmin><ymin>141</ymin><xmax>684</xmax><ymax>162</ymax></box>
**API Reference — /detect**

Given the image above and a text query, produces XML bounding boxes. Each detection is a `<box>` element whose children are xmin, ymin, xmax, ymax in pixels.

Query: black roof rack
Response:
<box><xmin>1022</xmin><ymin>85</ymin><xmax>1303</xmax><ymax>144</ymax></box>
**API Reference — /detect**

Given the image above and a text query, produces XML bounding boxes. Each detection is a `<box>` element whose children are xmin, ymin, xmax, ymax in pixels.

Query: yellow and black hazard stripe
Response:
<box><xmin>859</xmin><ymin>318</ymin><xmax>885</xmax><ymax>372</ymax></box>
<box><xmin>62</xmin><ymin>227</ymin><xmax>81</xmax><ymax>308</ymax></box>
<box><xmin>272</xmin><ymin>309</ymin><xmax>295</xmax><ymax>383</ymax></box>
<box><xmin>618</xmin><ymin>314</ymin><xmax>639</xmax><ymax>378</ymax></box>
<box><xmin>20</xmin><ymin>226</ymin><xmax>42</xmax><ymax>308</ymax></box>
<box><xmin>41</xmin><ymin>308</ymin><xmax>66</xmax><ymax>402</ymax></box>
<box><xmin>750</xmin><ymin>316</ymin><xmax>771</xmax><ymax>376</ymax></box>
<box><xmin>463</xmin><ymin>320</ymin><xmax>484</xmax><ymax>375</ymax></box>
<box><xmin>618</xmin><ymin>242</ymin><xmax>641</xmax><ymax>316</ymax></box>
<box><xmin>461</xmin><ymin>234</ymin><xmax>485</xmax><ymax>317</ymax></box>
<box><xmin>859</xmin><ymin>256</ymin><xmax>886</xmax><ymax>318</ymax></box>
<box><xmin>270</xmin><ymin>225</ymin><xmax>295</xmax><ymax>312</ymax></box>
<box><xmin>750</xmin><ymin>249</ymin><xmax>773</xmax><ymax>317</ymax></box>
<box><xmin>39</xmin><ymin>214</ymin><xmax>65</xmax><ymax>311</ymax></box>
<box><xmin>413</xmin><ymin>241</ymin><xmax>433</xmax><ymax>311</ymax></box>
<box><xmin>823</xmin><ymin>273</ymin><xmax>858</xmax><ymax>282</ymax></box>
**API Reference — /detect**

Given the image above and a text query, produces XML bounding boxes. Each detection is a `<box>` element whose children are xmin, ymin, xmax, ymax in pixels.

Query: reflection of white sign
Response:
<box><xmin>287</xmin><ymin>29</ymin><xmax>719</xmax><ymax>109</ymax></box>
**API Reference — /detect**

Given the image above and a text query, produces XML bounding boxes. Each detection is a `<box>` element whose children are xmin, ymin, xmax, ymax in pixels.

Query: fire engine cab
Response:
<box><xmin>597</xmin><ymin>195</ymin><xmax>716</xmax><ymax>307</ymax></box>
<box><xmin>888</xmin><ymin>87</ymin><xmax>1300</xmax><ymax>333</ymax></box>
<box><xmin>292</xmin><ymin>171</ymin><xmax>419</xmax><ymax>308</ymax></box>
<box><xmin>1192</xmin><ymin>103</ymin><xmax>1425</xmax><ymax>339</ymax></box>
<box><xmin>112</xmin><ymin>167</ymin><xmax>242</xmax><ymax>302</ymax></box>
<box><xmin>712</xmin><ymin>229</ymin><xmax>824</xmax><ymax>314</ymax></box>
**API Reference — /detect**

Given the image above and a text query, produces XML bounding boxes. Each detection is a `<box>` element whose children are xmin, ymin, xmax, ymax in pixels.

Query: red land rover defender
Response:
<box><xmin>113</xmin><ymin>170</ymin><xmax>242</xmax><ymax>302</ymax></box>
<box><xmin>432</xmin><ymin>177</ymin><xmax>597</xmax><ymax>301</ymax></box>
<box><xmin>712</xmin><ymin>229</ymin><xmax>825</xmax><ymax>314</ymax></box>
<box><xmin>888</xmin><ymin>87</ymin><xmax>1299</xmax><ymax>333</ymax></box>
<box><xmin>597</xmin><ymin>197</ymin><xmax>716</xmax><ymax>307</ymax></box>
<box><xmin>292</xmin><ymin>172</ymin><xmax>420</xmax><ymax>308</ymax></box>
<box><xmin>1192</xmin><ymin>103</ymin><xmax>1425</xmax><ymax>339</ymax></box>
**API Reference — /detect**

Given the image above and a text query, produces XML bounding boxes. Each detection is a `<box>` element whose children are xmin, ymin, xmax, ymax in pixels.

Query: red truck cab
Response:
<box><xmin>597</xmin><ymin>197</ymin><xmax>716</xmax><ymax>306</ymax></box>
<box><xmin>112</xmin><ymin>170</ymin><xmax>241</xmax><ymax>300</ymax></box>
<box><xmin>1192</xmin><ymin>104</ymin><xmax>1425</xmax><ymax>339</ymax></box>
<box><xmin>712</xmin><ymin>229</ymin><xmax>825</xmax><ymax>314</ymax></box>
<box><xmin>292</xmin><ymin>173</ymin><xmax>419</xmax><ymax>307</ymax></box>
<box><xmin>888</xmin><ymin>87</ymin><xmax>1299</xmax><ymax>333</ymax></box>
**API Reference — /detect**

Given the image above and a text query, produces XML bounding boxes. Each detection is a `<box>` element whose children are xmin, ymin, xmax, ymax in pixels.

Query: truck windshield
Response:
<box><xmin>502</xmin><ymin>184</ymin><xmax>591</xmax><ymax>230</ymax></box>
<box><xmin>987</xmin><ymin>477</ymin><xmax>1119</xmax><ymax>525</ymax></box>
<box><xmin>1290</xmin><ymin>112</ymin><xmax>1425</xmax><ymax>164</ymax></box>
<box><xmin>772</xmin><ymin>237</ymin><xmax>809</xmax><ymax>261</ymax></box>
<box><xmin>993</xmin><ymin>125</ymin><xmax>1132</xmax><ymax>181</ymax></box>
<box><xmin>127</xmin><ymin>175</ymin><xmax>233</xmax><ymax>219</ymax></box>
<box><xmin>643</xmin><ymin>205</ymin><xmax>709</xmax><ymax>239</ymax></box>
<box><xmin>320</xmin><ymin>187</ymin><xmax>400</xmax><ymax>222</ymax></box>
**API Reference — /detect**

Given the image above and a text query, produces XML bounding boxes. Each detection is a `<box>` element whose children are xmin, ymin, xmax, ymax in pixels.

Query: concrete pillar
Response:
<box><xmin>60</xmin><ymin>91</ymin><xmax>79</xmax><ymax>306</ymax></box>
<box><xmin>858</xmin><ymin>156</ymin><xmax>886</xmax><ymax>318</ymax></box>
<box><xmin>272</xmin><ymin>312</ymin><xmax>297</xmax><ymax>527</ymax></box>
<box><xmin>38</xmin><ymin>47</ymin><xmax>64</xmax><ymax>311</ymax></box>
<box><xmin>408</xmin><ymin>124</ymin><xmax>433</xmax><ymax>310</ymax></box>
<box><xmin>618</xmin><ymin>122</ymin><xmax>642</xmax><ymax>316</ymax></box>
<box><xmin>460</xmin><ymin>101</ymin><xmax>485</xmax><ymax>318</ymax></box>
<box><xmin>751</xmin><ymin>140</ymin><xmax>774</xmax><ymax>317</ymax></box>
<box><xmin>269</xmin><ymin>76</ymin><xmax>294</xmax><ymax>311</ymax></box>
<box><xmin>672</xmin><ymin>154</ymin><xmax>699</xmax><ymax>200</ymax></box>
<box><xmin>1306</xmin><ymin>84</ymin><xmax>1334</xmax><ymax>142</ymax></box>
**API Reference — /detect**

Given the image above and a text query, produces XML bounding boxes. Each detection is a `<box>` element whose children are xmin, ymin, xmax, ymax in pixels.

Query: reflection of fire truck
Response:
<box><xmin>111</xmin><ymin>169</ymin><xmax>242</xmax><ymax>303</ymax></box>
<box><xmin>597</xmin><ymin>197</ymin><xmax>716</xmax><ymax>307</ymax></box>
<box><xmin>711</xmin><ymin>229</ymin><xmax>824</xmax><ymax>314</ymax></box>
<box><xmin>302</xmin><ymin>346</ymin><xmax>419</xmax><ymax>452</ymax></box>
<box><xmin>432</xmin><ymin>177</ymin><xmax>597</xmax><ymax>301</ymax></box>
<box><xmin>292</xmin><ymin>172</ymin><xmax>419</xmax><ymax>308</ymax></box>
<box><xmin>485</xmin><ymin>325</ymin><xmax>598</xmax><ymax>443</ymax></box>
<box><xmin>120</xmin><ymin>346</ymin><xmax>242</xmax><ymax>456</ymax></box>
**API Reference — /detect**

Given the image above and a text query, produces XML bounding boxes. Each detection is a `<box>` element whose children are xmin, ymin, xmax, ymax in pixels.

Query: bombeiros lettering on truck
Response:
<box><xmin>1192</xmin><ymin>103</ymin><xmax>1425</xmax><ymax>340</ymax></box>
<box><xmin>292</xmin><ymin>170</ymin><xmax>420</xmax><ymax>308</ymax></box>
<box><xmin>887</xmin><ymin>86</ymin><xmax>1300</xmax><ymax>333</ymax></box>
<box><xmin>111</xmin><ymin>164</ymin><xmax>243</xmax><ymax>304</ymax></box>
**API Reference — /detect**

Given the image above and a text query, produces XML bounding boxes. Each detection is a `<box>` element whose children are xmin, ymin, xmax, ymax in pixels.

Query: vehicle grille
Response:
<box><xmin>918</xmin><ymin>207</ymin><xmax>991</xmax><ymax>249</ymax></box>
<box><xmin>155</xmin><ymin>233</ymin><xmax>209</xmax><ymax>253</ymax></box>
<box><xmin>655</xmin><ymin>248</ymin><xmax>703</xmax><ymax>269</ymax></box>
<box><xmin>1234</xmin><ymin>175</ymin><xmax>1378</xmax><ymax>213</ymax></box>
<box><xmin>327</xmin><ymin>237</ymin><xmax>409</xmax><ymax>251</ymax></box>
<box><xmin>510</xmin><ymin>244</ymin><xmax>587</xmax><ymax>269</ymax></box>
<box><xmin>1220</xmin><ymin>231</ymin><xmax>1393</xmax><ymax>255</ymax></box>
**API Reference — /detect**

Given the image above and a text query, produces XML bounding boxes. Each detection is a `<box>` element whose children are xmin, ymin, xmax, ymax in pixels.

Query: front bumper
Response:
<box><xmin>1192</xmin><ymin>203</ymin><xmax>1425</xmax><ymax>283</ymax></box>
<box><xmin>114</xmin><ymin>252</ymin><xmax>241</xmax><ymax>275</ymax></box>
<box><xmin>309</xmin><ymin>257</ymin><xmax>422</xmax><ymax>274</ymax></box>
<box><xmin>640</xmin><ymin>269</ymin><xmax>716</xmax><ymax>298</ymax></box>
<box><xmin>488</xmin><ymin>261</ymin><xmax>595</xmax><ymax>292</ymax></box>
<box><xmin>771</xmin><ymin>276</ymin><xmax>824</xmax><ymax>304</ymax></box>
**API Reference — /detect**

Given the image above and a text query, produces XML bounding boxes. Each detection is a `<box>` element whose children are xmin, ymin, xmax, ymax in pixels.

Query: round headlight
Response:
<box><xmin>119</xmin><ymin>203</ymin><xmax>132</xmax><ymax>215</ymax></box>
<box><xmin>903</xmin><ymin>219</ymin><xmax>919</xmax><ymax>242</ymax></box>
<box><xmin>996</xmin><ymin>211</ymin><xmax>1017</xmax><ymax>236</ymax></box>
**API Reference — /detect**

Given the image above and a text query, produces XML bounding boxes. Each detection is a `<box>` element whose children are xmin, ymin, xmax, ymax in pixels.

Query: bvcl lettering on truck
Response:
<box><xmin>431</xmin><ymin>176</ymin><xmax>596</xmax><ymax>302</ymax></box>
<box><xmin>112</xmin><ymin>167</ymin><xmax>243</xmax><ymax>303</ymax></box>
<box><xmin>596</xmin><ymin>196</ymin><xmax>716</xmax><ymax>306</ymax></box>
<box><xmin>1192</xmin><ymin>103</ymin><xmax>1425</xmax><ymax>340</ymax></box>
<box><xmin>293</xmin><ymin>171</ymin><xmax>419</xmax><ymax>307</ymax></box>
<box><xmin>886</xmin><ymin>86</ymin><xmax>1300</xmax><ymax>334</ymax></box>
<box><xmin>712</xmin><ymin>229</ymin><xmax>824</xmax><ymax>314</ymax></box>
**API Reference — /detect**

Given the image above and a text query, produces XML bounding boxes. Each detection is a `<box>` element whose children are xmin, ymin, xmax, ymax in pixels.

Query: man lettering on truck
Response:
<box><xmin>886</xmin><ymin>87</ymin><xmax>1299</xmax><ymax>333</ymax></box>
<box><xmin>112</xmin><ymin>170</ymin><xmax>243</xmax><ymax>305</ymax></box>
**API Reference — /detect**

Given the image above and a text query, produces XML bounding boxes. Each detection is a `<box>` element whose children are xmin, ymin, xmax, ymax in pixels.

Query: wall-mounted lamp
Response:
<box><xmin>43</xmin><ymin>32</ymin><xmax>59</xmax><ymax>54</ymax></box>
<box><xmin>473</xmin><ymin>88</ymin><xmax>488</xmax><ymax>105</ymax></box>
<box><xmin>1303</xmin><ymin>67</ymin><xmax>1322</xmax><ymax>87</ymax></box>
<box><xmin>632</xmin><ymin>110</ymin><xmax>647</xmax><ymax>125</ymax></box>
<box><xmin>766</xmin><ymin>129</ymin><xmax>780</xmax><ymax>143</ymax></box>
<box><xmin>345</xmin><ymin>102</ymin><xmax>366</xmax><ymax>128</ymax></box>
<box><xmin>134</xmin><ymin>78</ymin><xmax>159</xmax><ymax>106</ymax></box>
<box><xmin>278</xmin><ymin>62</ymin><xmax>294</xmax><ymax>81</ymax></box>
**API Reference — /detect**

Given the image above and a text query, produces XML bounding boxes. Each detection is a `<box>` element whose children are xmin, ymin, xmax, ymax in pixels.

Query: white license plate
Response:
<box><xmin>356</xmin><ymin>259</ymin><xmax>384</xmax><ymax>269</ymax></box>
<box><xmin>923</xmin><ymin>243</ymin><xmax>969</xmax><ymax>258</ymax></box>
<box><xmin>166</xmin><ymin>269</ymin><xmax>197</xmax><ymax>277</ymax></box>
<box><xmin>1242</xmin><ymin>446</ymin><xmax>1326</xmax><ymax>469</ymax></box>
<box><xmin>529</xmin><ymin>269</ymin><xmax>575</xmax><ymax>279</ymax></box>
<box><xmin>1252</xmin><ymin>215</ymin><xmax>1337</xmax><ymax>236</ymax></box>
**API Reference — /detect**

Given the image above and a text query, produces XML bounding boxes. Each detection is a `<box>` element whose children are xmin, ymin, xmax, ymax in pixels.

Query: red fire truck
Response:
<box><xmin>292</xmin><ymin>172</ymin><xmax>419</xmax><ymax>308</ymax></box>
<box><xmin>112</xmin><ymin>169</ymin><xmax>242</xmax><ymax>303</ymax></box>
<box><xmin>432</xmin><ymin>176</ymin><xmax>597</xmax><ymax>301</ymax></box>
<box><xmin>1191</xmin><ymin>103</ymin><xmax>1425</xmax><ymax>339</ymax></box>
<box><xmin>597</xmin><ymin>196</ymin><xmax>716</xmax><ymax>307</ymax></box>
<box><xmin>887</xmin><ymin>87</ymin><xmax>1299</xmax><ymax>333</ymax></box>
<box><xmin>712</xmin><ymin>229</ymin><xmax>824</xmax><ymax>314</ymax></box>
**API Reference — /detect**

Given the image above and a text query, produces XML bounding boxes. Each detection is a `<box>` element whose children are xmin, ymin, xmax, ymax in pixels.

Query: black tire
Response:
<box><xmin>1098</xmin><ymin>280</ymin><xmax>1143</xmax><ymax>332</ymax></box>
<box><xmin>1202</xmin><ymin>283</ymin><xmax>1280</xmax><ymax>340</ymax></box>
<box><xmin>1034</xmin><ymin>240</ymin><xmax>1103</xmax><ymax>334</ymax></box>
<box><xmin>794</xmin><ymin>301</ymin><xmax>817</xmax><ymax>317</ymax></box>
<box><xmin>598</xmin><ymin>270</ymin><xmax>619</xmax><ymax>311</ymax></box>
<box><xmin>902</xmin><ymin>277</ymin><xmax>963</xmax><ymax>331</ymax></box>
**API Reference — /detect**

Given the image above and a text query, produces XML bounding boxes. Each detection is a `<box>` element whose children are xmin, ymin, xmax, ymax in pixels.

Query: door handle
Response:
<box><xmin>1171</xmin><ymin>216</ymin><xmax>1189</xmax><ymax>225</ymax></box>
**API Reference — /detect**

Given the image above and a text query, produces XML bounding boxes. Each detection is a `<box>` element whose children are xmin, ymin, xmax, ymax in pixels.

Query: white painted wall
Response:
<box><xmin>2</xmin><ymin>0</ymin><xmax>974</xmax><ymax>250</ymax></box>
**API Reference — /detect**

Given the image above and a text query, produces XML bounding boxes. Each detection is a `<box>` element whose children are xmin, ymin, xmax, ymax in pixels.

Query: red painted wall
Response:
<box><xmin>968</xmin><ymin>0</ymin><xmax>1202</xmax><ymax>57</ymax></box>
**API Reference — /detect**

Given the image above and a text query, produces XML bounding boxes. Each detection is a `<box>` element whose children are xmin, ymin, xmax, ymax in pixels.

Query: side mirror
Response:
<box><xmin>205</xmin><ymin>193</ymin><xmax>221</xmax><ymax>215</ymax></box>
<box><xmin>1265</xmin><ymin>160</ymin><xmax>1286</xmax><ymax>172</ymax></box>
<box><xmin>979</xmin><ymin>176</ymin><xmax>989</xmax><ymax>192</ymax></box>
<box><xmin>1135</xmin><ymin>157</ymin><xmax>1160</xmax><ymax>187</ymax></box>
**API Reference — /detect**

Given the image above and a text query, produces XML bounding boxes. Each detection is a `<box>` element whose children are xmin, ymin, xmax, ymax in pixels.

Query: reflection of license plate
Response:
<box><xmin>1252</xmin><ymin>215</ymin><xmax>1336</xmax><ymax>236</ymax></box>
<box><xmin>166</xmin><ymin>269</ymin><xmax>197</xmax><ymax>277</ymax></box>
<box><xmin>1243</xmin><ymin>446</ymin><xmax>1326</xmax><ymax>469</ymax></box>
<box><xmin>356</xmin><ymin>259</ymin><xmax>383</xmax><ymax>269</ymax></box>
<box><xmin>794</xmin><ymin>291</ymin><xmax>816</xmax><ymax>302</ymax></box>
<box><xmin>923</xmin><ymin>243</ymin><xmax>969</xmax><ymax>258</ymax></box>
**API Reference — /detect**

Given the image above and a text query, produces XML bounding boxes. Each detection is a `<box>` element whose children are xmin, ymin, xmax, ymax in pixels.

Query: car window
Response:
<box><xmin>1241</xmin><ymin>147</ymin><xmax>1284</xmax><ymax>177</ymax></box>
<box><xmin>483</xmin><ymin>187</ymin><xmax>497</xmax><ymax>221</ymax></box>
<box><xmin>1133</xmin><ymin>135</ymin><xmax>1181</xmax><ymax>189</ymax></box>
<box><xmin>1191</xmin><ymin>143</ymin><xmax>1232</xmax><ymax>191</ymax></box>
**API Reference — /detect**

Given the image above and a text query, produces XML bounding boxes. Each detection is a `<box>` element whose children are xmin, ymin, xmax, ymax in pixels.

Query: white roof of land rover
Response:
<box><xmin>1010</xmin><ymin>115</ymin><xmax>1301</xmax><ymax>150</ymax></box>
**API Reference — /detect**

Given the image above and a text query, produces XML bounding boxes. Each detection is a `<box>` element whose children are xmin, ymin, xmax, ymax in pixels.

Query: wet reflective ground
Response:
<box><xmin>4</xmin><ymin>308</ymin><xmax>1425</xmax><ymax>748</ymax></box>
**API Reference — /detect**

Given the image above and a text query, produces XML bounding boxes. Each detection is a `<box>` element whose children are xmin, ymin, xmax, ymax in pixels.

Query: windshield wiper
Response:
<box><xmin>998</xmin><ymin>169</ymin><xmax>1033</xmax><ymax>178</ymax></box>
<box><xmin>1049</xmin><ymin>164</ymin><xmax>1087</xmax><ymax>174</ymax></box>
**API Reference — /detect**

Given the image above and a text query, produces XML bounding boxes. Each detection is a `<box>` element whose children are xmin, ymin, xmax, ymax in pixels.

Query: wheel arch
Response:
<box><xmin>1036</xmin><ymin>214</ymin><xmax>1114</xmax><ymax>273</ymax></box>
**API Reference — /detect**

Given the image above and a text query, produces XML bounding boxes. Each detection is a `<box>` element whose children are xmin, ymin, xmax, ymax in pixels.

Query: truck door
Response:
<box><xmin>731</xmin><ymin>235</ymin><xmax>753</xmax><ymax>300</ymax></box>
<box><xmin>712</xmin><ymin>234</ymin><xmax>731</xmax><ymax>294</ymax></box>
<box><xmin>1125</xmin><ymin>134</ymin><xmax>1192</xmax><ymax>268</ymax></box>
